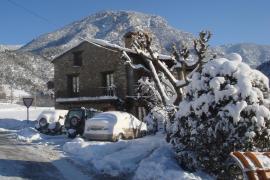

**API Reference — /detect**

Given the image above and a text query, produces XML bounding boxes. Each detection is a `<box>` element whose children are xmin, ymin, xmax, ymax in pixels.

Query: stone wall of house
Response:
<box><xmin>53</xmin><ymin>42</ymin><xmax>128</xmax><ymax>110</ymax></box>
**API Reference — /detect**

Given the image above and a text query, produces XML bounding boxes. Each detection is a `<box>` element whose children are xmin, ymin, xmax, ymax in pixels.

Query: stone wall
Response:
<box><xmin>53</xmin><ymin>42</ymin><xmax>128</xmax><ymax>110</ymax></box>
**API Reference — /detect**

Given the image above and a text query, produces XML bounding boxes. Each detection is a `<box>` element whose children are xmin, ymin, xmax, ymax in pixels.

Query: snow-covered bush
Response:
<box><xmin>171</xmin><ymin>54</ymin><xmax>270</xmax><ymax>175</ymax></box>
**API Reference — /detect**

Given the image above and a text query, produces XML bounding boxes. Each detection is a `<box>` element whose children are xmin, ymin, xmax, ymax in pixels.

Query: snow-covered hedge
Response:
<box><xmin>171</xmin><ymin>54</ymin><xmax>270</xmax><ymax>175</ymax></box>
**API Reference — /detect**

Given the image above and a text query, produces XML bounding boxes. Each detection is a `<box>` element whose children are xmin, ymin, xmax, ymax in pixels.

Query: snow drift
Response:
<box><xmin>63</xmin><ymin>135</ymin><xmax>211</xmax><ymax>179</ymax></box>
<box><xmin>16</xmin><ymin>127</ymin><xmax>42</xmax><ymax>143</ymax></box>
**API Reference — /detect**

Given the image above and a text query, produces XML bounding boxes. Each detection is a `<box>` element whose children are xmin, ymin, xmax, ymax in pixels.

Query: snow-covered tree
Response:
<box><xmin>136</xmin><ymin>76</ymin><xmax>163</xmax><ymax>110</ymax></box>
<box><xmin>122</xmin><ymin>30</ymin><xmax>212</xmax><ymax>107</ymax></box>
<box><xmin>170</xmin><ymin>54</ymin><xmax>270</xmax><ymax>176</ymax></box>
<box><xmin>136</xmin><ymin>76</ymin><xmax>173</xmax><ymax>133</ymax></box>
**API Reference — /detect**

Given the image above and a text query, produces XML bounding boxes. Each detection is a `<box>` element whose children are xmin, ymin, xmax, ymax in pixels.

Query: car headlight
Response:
<box><xmin>70</xmin><ymin>117</ymin><xmax>78</xmax><ymax>126</ymax></box>
<box><xmin>39</xmin><ymin>118</ymin><xmax>48</xmax><ymax>127</ymax></box>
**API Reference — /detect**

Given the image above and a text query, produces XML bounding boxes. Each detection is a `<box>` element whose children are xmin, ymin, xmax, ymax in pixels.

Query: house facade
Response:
<box><xmin>52</xmin><ymin>37</ymin><xmax>175</xmax><ymax>119</ymax></box>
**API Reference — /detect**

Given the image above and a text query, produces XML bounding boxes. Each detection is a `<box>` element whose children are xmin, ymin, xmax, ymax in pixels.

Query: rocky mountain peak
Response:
<box><xmin>19</xmin><ymin>10</ymin><xmax>194</xmax><ymax>59</ymax></box>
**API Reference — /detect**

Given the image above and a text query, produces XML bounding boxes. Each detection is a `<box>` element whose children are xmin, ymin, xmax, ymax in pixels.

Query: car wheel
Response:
<box><xmin>38</xmin><ymin>118</ymin><xmax>49</xmax><ymax>134</ymax></box>
<box><xmin>112</xmin><ymin>133</ymin><xmax>123</xmax><ymax>142</ymax></box>
<box><xmin>70</xmin><ymin>116</ymin><xmax>80</xmax><ymax>128</ymax></box>
<box><xmin>118</xmin><ymin>133</ymin><xmax>124</xmax><ymax>141</ymax></box>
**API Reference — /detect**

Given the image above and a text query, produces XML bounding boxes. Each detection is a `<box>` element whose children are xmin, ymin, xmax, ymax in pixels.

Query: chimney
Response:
<box><xmin>123</xmin><ymin>31</ymin><xmax>137</xmax><ymax>49</ymax></box>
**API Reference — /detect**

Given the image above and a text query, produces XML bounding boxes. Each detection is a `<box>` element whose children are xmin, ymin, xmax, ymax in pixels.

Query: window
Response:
<box><xmin>103</xmin><ymin>72</ymin><xmax>115</xmax><ymax>96</ymax></box>
<box><xmin>72</xmin><ymin>76</ymin><xmax>79</xmax><ymax>94</ymax></box>
<box><xmin>73</xmin><ymin>51</ymin><xmax>83</xmax><ymax>66</ymax></box>
<box><xmin>67</xmin><ymin>75</ymin><xmax>79</xmax><ymax>96</ymax></box>
<box><xmin>105</xmin><ymin>72</ymin><xmax>114</xmax><ymax>87</ymax></box>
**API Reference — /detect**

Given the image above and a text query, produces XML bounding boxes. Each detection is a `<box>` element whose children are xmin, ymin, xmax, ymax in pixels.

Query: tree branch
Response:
<box><xmin>121</xmin><ymin>51</ymin><xmax>151</xmax><ymax>73</ymax></box>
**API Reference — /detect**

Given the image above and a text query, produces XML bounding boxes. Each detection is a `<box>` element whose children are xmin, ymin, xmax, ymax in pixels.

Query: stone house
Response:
<box><xmin>52</xmin><ymin>37</ymin><xmax>175</xmax><ymax>119</ymax></box>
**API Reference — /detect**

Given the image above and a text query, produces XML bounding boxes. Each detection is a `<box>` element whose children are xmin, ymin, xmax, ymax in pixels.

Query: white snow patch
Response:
<box><xmin>134</xmin><ymin>144</ymin><xmax>212</xmax><ymax>180</ymax></box>
<box><xmin>210</xmin><ymin>77</ymin><xmax>225</xmax><ymax>90</ymax></box>
<box><xmin>225</xmin><ymin>101</ymin><xmax>248</xmax><ymax>124</ymax></box>
<box><xmin>16</xmin><ymin>127</ymin><xmax>42</xmax><ymax>142</ymax></box>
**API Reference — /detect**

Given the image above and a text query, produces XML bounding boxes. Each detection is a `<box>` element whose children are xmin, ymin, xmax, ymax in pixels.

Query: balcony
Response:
<box><xmin>55</xmin><ymin>86</ymin><xmax>118</xmax><ymax>103</ymax></box>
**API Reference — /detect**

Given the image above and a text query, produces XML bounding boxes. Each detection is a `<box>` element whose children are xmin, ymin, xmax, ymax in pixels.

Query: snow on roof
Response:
<box><xmin>87</xmin><ymin>38</ymin><xmax>173</xmax><ymax>60</ymax></box>
<box><xmin>55</xmin><ymin>96</ymin><xmax>118</xmax><ymax>103</ymax></box>
<box><xmin>83</xmin><ymin>37</ymin><xmax>133</xmax><ymax>53</ymax></box>
<box><xmin>52</xmin><ymin>37</ymin><xmax>172</xmax><ymax>62</ymax></box>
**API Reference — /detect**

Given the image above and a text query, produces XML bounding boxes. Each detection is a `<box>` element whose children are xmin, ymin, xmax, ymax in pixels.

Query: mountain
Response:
<box><xmin>18</xmin><ymin>10</ymin><xmax>270</xmax><ymax>69</ymax></box>
<box><xmin>19</xmin><ymin>11</ymin><xmax>195</xmax><ymax>59</ymax></box>
<box><xmin>0</xmin><ymin>50</ymin><xmax>53</xmax><ymax>93</ymax></box>
<box><xmin>0</xmin><ymin>44</ymin><xmax>22</xmax><ymax>52</ymax></box>
<box><xmin>213</xmin><ymin>43</ymin><xmax>270</xmax><ymax>68</ymax></box>
<box><xmin>257</xmin><ymin>60</ymin><xmax>270</xmax><ymax>81</ymax></box>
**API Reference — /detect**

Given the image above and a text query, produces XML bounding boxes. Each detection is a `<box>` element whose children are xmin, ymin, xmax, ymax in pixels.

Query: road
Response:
<box><xmin>0</xmin><ymin>131</ymin><xmax>93</xmax><ymax>180</ymax></box>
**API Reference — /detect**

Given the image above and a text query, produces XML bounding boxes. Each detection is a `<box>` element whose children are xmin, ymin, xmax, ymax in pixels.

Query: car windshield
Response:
<box><xmin>67</xmin><ymin>110</ymin><xmax>83</xmax><ymax>119</ymax></box>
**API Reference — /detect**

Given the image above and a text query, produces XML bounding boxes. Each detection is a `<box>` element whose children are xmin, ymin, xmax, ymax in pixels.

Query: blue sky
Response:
<box><xmin>0</xmin><ymin>0</ymin><xmax>269</xmax><ymax>46</ymax></box>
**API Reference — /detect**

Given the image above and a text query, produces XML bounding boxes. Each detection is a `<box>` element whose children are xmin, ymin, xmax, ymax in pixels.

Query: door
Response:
<box><xmin>67</xmin><ymin>74</ymin><xmax>79</xmax><ymax>97</ymax></box>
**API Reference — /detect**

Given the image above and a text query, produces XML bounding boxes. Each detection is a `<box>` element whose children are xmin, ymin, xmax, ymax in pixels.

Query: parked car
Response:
<box><xmin>35</xmin><ymin>110</ymin><xmax>68</xmax><ymax>134</ymax></box>
<box><xmin>64</xmin><ymin>107</ymin><xmax>100</xmax><ymax>138</ymax></box>
<box><xmin>83</xmin><ymin>111</ymin><xmax>147</xmax><ymax>142</ymax></box>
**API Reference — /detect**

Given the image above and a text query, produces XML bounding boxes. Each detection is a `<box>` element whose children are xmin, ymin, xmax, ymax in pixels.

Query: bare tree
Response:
<box><xmin>122</xmin><ymin>30</ymin><xmax>212</xmax><ymax>108</ymax></box>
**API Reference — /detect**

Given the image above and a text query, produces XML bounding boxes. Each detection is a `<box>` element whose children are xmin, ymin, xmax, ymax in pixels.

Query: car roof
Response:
<box><xmin>91</xmin><ymin>111</ymin><xmax>137</xmax><ymax>121</ymax></box>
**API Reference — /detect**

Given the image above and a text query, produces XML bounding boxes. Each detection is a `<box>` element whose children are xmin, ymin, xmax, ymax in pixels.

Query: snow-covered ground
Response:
<box><xmin>0</xmin><ymin>103</ymin><xmax>53</xmax><ymax>130</ymax></box>
<box><xmin>0</xmin><ymin>103</ymin><xmax>213</xmax><ymax>180</ymax></box>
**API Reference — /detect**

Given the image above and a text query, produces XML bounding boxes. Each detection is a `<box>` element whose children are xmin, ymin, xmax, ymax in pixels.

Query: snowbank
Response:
<box><xmin>133</xmin><ymin>144</ymin><xmax>212</xmax><ymax>180</ymax></box>
<box><xmin>0</xmin><ymin>103</ymin><xmax>25</xmax><ymax>111</ymax></box>
<box><xmin>63</xmin><ymin>134</ymin><xmax>212</xmax><ymax>179</ymax></box>
<box><xmin>0</xmin><ymin>119</ymin><xmax>35</xmax><ymax>130</ymax></box>
<box><xmin>0</xmin><ymin>103</ymin><xmax>53</xmax><ymax>130</ymax></box>
<box><xmin>16</xmin><ymin>127</ymin><xmax>42</xmax><ymax>143</ymax></box>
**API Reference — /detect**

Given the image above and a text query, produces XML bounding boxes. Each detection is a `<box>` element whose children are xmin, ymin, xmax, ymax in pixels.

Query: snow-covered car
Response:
<box><xmin>35</xmin><ymin>110</ymin><xmax>68</xmax><ymax>134</ymax></box>
<box><xmin>64</xmin><ymin>107</ymin><xmax>100</xmax><ymax>138</ymax></box>
<box><xmin>83</xmin><ymin>111</ymin><xmax>147</xmax><ymax>142</ymax></box>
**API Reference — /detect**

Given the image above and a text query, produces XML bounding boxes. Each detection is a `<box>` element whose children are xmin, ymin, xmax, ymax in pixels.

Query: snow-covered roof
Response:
<box><xmin>55</xmin><ymin>96</ymin><xmax>118</xmax><ymax>103</ymax></box>
<box><xmin>52</xmin><ymin>37</ymin><xmax>172</xmax><ymax>62</ymax></box>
